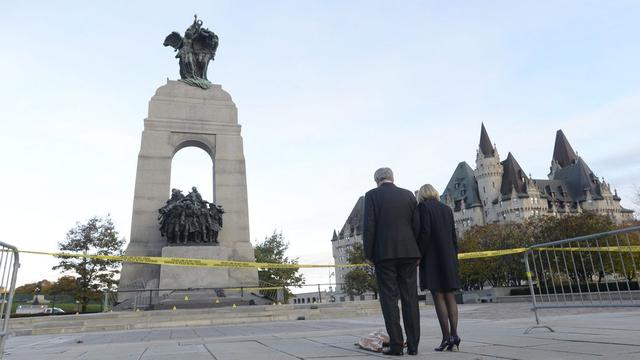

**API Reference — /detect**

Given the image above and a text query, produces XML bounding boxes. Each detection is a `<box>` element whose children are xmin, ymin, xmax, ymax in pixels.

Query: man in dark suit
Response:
<box><xmin>363</xmin><ymin>167</ymin><xmax>421</xmax><ymax>356</ymax></box>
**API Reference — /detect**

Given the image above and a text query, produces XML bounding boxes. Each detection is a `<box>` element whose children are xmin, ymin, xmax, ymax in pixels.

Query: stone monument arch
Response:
<box><xmin>171</xmin><ymin>137</ymin><xmax>217</xmax><ymax>199</ymax></box>
<box><xmin>118</xmin><ymin>81</ymin><xmax>258</xmax><ymax>303</ymax></box>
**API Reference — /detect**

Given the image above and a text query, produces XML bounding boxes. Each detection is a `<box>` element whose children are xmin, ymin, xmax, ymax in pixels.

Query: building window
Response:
<box><xmin>360</xmin><ymin>295</ymin><xmax>365</xmax><ymax>301</ymax></box>
<box><xmin>455</xmin><ymin>183</ymin><xmax>459</xmax><ymax>189</ymax></box>
<box><xmin>516</xmin><ymin>210</ymin><xmax>520</xmax><ymax>218</ymax></box>
<box><xmin>483</xmin><ymin>186</ymin><xmax>486</xmax><ymax>193</ymax></box>
<box><xmin>492</xmin><ymin>182</ymin><xmax>495</xmax><ymax>189</ymax></box>
<box><xmin>503</xmin><ymin>213</ymin><xmax>507</xmax><ymax>220</ymax></box>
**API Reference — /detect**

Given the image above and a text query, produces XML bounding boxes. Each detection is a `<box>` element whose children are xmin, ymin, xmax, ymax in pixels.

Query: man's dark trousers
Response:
<box><xmin>375</xmin><ymin>258</ymin><xmax>420</xmax><ymax>352</ymax></box>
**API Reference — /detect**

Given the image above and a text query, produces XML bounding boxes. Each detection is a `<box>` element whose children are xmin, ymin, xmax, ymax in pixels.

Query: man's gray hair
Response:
<box><xmin>374</xmin><ymin>167</ymin><xmax>394</xmax><ymax>184</ymax></box>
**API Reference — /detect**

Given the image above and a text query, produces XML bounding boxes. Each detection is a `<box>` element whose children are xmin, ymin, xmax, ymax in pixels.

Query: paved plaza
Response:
<box><xmin>4</xmin><ymin>303</ymin><xmax>640</xmax><ymax>360</ymax></box>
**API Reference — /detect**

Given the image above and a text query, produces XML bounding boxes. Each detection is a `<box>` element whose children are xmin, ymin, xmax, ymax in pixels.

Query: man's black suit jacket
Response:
<box><xmin>363</xmin><ymin>182</ymin><xmax>420</xmax><ymax>263</ymax></box>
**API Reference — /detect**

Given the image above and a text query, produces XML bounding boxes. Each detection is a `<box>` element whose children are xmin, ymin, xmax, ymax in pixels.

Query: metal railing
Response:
<box><xmin>524</xmin><ymin>226</ymin><xmax>640</xmax><ymax>333</ymax></box>
<box><xmin>110</xmin><ymin>282</ymin><xmax>374</xmax><ymax>310</ymax></box>
<box><xmin>0</xmin><ymin>242</ymin><xmax>20</xmax><ymax>357</ymax></box>
<box><xmin>112</xmin><ymin>281</ymin><xmax>285</xmax><ymax>311</ymax></box>
<box><xmin>286</xmin><ymin>283</ymin><xmax>377</xmax><ymax>304</ymax></box>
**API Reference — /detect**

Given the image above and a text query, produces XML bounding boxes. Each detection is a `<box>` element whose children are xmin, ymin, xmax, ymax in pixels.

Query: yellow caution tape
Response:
<box><xmin>17</xmin><ymin>249</ymin><xmax>353</xmax><ymax>269</ymax></box>
<box><xmin>12</xmin><ymin>245</ymin><xmax>640</xmax><ymax>270</ymax></box>
<box><xmin>19</xmin><ymin>248</ymin><xmax>524</xmax><ymax>268</ymax></box>
<box><xmin>457</xmin><ymin>248</ymin><xmax>527</xmax><ymax>259</ymax></box>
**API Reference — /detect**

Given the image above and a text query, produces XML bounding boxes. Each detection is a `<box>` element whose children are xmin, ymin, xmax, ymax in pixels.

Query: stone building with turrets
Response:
<box><xmin>329</xmin><ymin>124</ymin><xmax>634</xmax><ymax>285</ymax></box>
<box><xmin>330</xmin><ymin>197</ymin><xmax>364</xmax><ymax>291</ymax></box>
<box><xmin>442</xmin><ymin>124</ymin><xmax>634</xmax><ymax>235</ymax></box>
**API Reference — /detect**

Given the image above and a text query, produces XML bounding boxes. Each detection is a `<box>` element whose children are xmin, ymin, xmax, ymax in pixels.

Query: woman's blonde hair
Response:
<box><xmin>417</xmin><ymin>184</ymin><xmax>439</xmax><ymax>202</ymax></box>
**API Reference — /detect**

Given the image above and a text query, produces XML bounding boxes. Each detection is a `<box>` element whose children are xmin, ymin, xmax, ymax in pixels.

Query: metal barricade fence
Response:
<box><xmin>524</xmin><ymin>226</ymin><xmax>640</xmax><ymax>333</ymax></box>
<box><xmin>0</xmin><ymin>242</ymin><xmax>20</xmax><ymax>357</ymax></box>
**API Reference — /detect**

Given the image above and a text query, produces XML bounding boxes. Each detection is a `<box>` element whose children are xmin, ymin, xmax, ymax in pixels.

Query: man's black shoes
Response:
<box><xmin>382</xmin><ymin>348</ymin><xmax>403</xmax><ymax>356</ymax></box>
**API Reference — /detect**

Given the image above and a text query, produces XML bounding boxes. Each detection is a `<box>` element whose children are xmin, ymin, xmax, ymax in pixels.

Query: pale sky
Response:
<box><xmin>1</xmin><ymin>1</ymin><xmax>639</xmax><ymax>289</ymax></box>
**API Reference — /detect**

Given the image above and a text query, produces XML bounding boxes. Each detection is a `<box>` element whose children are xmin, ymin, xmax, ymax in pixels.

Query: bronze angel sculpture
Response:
<box><xmin>164</xmin><ymin>15</ymin><xmax>219</xmax><ymax>89</ymax></box>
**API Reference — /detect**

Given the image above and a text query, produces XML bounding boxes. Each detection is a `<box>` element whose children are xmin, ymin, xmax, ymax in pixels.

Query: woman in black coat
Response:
<box><xmin>416</xmin><ymin>184</ymin><xmax>461</xmax><ymax>351</ymax></box>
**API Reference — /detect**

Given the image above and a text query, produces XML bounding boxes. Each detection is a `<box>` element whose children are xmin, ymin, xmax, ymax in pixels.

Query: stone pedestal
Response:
<box><xmin>159</xmin><ymin>245</ymin><xmax>258</xmax><ymax>291</ymax></box>
<box><xmin>118</xmin><ymin>80</ymin><xmax>258</xmax><ymax>304</ymax></box>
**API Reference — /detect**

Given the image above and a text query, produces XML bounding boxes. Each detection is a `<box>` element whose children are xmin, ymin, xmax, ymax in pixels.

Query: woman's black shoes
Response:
<box><xmin>434</xmin><ymin>338</ymin><xmax>452</xmax><ymax>352</ymax></box>
<box><xmin>434</xmin><ymin>336</ymin><xmax>461</xmax><ymax>352</ymax></box>
<box><xmin>451</xmin><ymin>335</ymin><xmax>461</xmax><ymax>351</ymax></box>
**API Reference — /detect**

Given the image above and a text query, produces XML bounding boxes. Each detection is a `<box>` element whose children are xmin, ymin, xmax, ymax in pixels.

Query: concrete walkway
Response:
<box><xmin>4</xmin><ymin>303</ymin><xmax>640</xmax><ymax>359</ymax></box>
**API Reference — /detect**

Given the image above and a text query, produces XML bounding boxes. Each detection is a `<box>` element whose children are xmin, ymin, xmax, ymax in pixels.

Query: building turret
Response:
<box><xmin>549</xmin><ymin>129</ymin><xmax>578</xmax><ymax>178</ymax></box>
<box><xmin>474</xmin><ymin>123</ymin><xmax>503</xmax><ymax>221</ymax></box>
<box><xmin>500</xmin><ymin>152</ymin><xmax>527</xmax><ymax>198</ymax></box>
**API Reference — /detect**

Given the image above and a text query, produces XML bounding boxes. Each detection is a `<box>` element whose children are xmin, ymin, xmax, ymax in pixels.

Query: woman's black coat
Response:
<box><xmin>417</xmin><ymin>199</ymin><xmax>461</xmax><ymax>292</ymax></box>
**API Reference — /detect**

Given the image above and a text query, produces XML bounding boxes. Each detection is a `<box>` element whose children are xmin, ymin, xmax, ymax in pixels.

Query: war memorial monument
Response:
<box><xmin>118</xmin><ymin>16</ymin><xmax>258</xmax><ymax>305</ymax></box>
